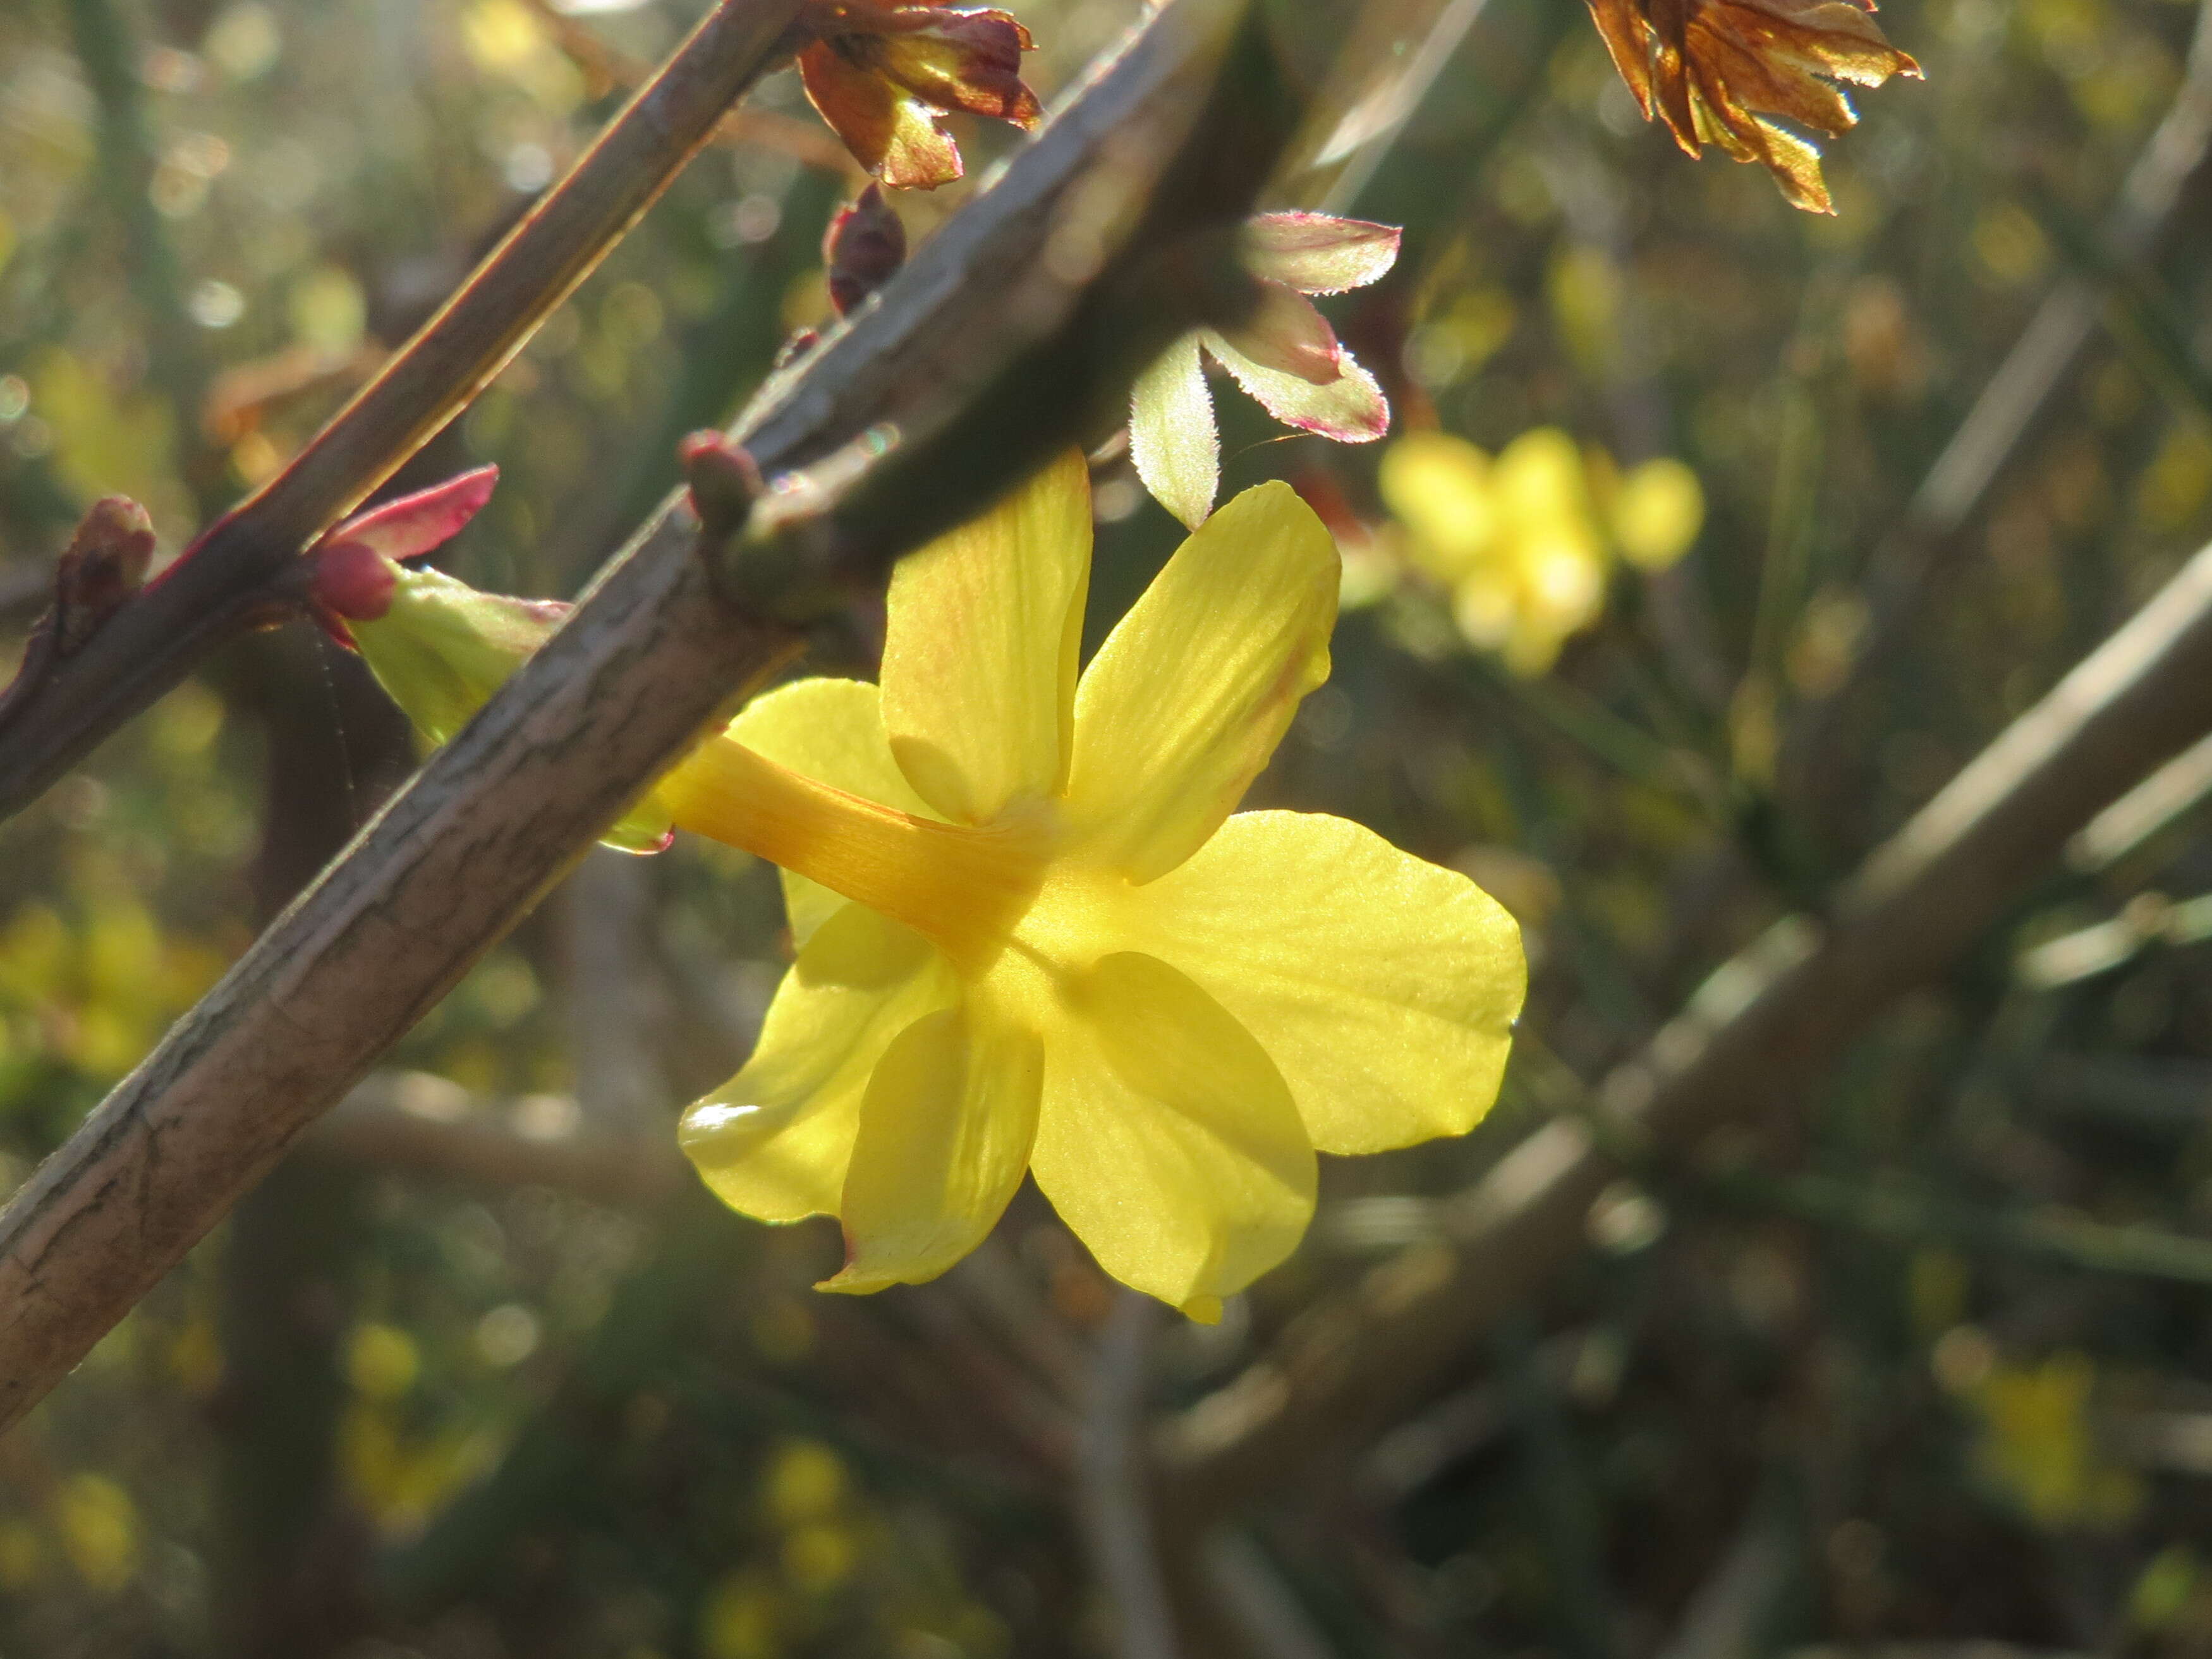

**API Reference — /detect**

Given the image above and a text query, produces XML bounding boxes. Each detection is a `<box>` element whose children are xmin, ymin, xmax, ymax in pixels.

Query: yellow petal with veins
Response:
<box><xmin>679</xmin><ymin>904</ymin><xmax>956</xmax><ymax>1222</ymax></box>
<box><xmin>880</xmin><ymin>449</ymin><xmax>1090</xmax><ymax>824</ymax></box>
<box><xmin>1064</xmin><ymin>482</ymin><xmax>1337</xmax><ymax>882</ymax></box>
<box><xmin>1028</xmin><ymin>951</ymin><xmax>1315</xmax><ymax>1317</ymax></box>
<box><xmin>825</xmin><ymin>1002</ymin><xmax>1042</xmax><ymax>1292</ymax></box>
<box><xmin>1130</xmin><ymin>811</ymin><xmax>1524</xmax><ymax>1154</ymax></box>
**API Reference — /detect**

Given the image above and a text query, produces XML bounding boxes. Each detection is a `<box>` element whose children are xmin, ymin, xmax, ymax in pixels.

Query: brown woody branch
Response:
<box><xmin>0</xmin><ymin>0</ymin><xmax>812</xmax><ymax>822</ymax></box>
<box><xmin>0</xmin><ymin>0</ymin><xmax>1292</xmax><ymax>1438</ymax></box>
<box><xmin>1155</xmin><ymin>533</ymin><xmax>2212</xmax><ymax>1526</ymax></box>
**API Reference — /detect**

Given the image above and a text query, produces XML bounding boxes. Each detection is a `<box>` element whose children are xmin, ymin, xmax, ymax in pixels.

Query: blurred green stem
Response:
<box><xmin>1693</xmin><ymin>1168</ymin><xmax>2212</xmax><ymax>1289</ymax></box>
<box><xmin>64</xmin><ymin>0</ymin><xmax>228</xmax><ymax>520</ymax></box>
<box><xmin>1461</xmin><ymin>652</ymin><xmax>1723</xmax><ymax>818</ymax></box>
<box><xmin>209</xmin><ymin>624</ymin><xmax>415</xmax><ymax>1657</ymax></box>
<box><xmin>1500</xmin><ymin>1314</ymin><xmax>1619</xmax><ymax>1659</ymax></box>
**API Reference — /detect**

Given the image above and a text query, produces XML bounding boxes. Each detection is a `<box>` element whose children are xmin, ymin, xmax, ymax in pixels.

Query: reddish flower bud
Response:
<box><xmin>823</xmin><ymin>184</ymin><xmax>907</xmax><ymax>316</ymax></box>
<box><xmin>680</xmin><ymin>432</ymin><xmax>764</xmax><ymax>531</ymax></box>
<box><xmin>312</xmin><ymin>538</ymin><xmax>398</xmax><ymax>623</ymax></box>
<box><xmin>55</xmin><ymin>497</ymin><xmax>158</xmax><ymax>655</ymax></box>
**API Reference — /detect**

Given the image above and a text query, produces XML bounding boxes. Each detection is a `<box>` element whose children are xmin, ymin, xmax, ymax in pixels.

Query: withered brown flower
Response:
<box><xmin>794</xmin><ymin>0</ymin><xmax>1041</xmax><ymax>191</ymax></box>
<box><xmin>1584</xmin><ymin>0</ymin><xmax>1920</xmax><ymax>212</ymax></box>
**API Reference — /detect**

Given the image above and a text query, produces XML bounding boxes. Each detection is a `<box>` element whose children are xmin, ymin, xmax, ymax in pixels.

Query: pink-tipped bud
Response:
<box><xmin>823</xmin><ymin>184</ymin><xmax>907</xmax><ymax>317</ymax></box>
<box><xmin>679</xmin><ymin>432</ymin><xmax>762</xmax><ymax>530</ymax></box>
<box><xmin>324</xmin><ymin>465</ymin><xmax>500</xmax><ymax>565</ymax></box>
<box><xmin>304</xmin><ymin>466</ymin><xmax>498</xmax><ymax>648</ymax></box>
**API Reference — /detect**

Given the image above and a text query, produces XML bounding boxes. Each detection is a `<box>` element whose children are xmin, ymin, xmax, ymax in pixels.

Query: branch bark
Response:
<box><xmin>0</xmin><ymin>0</ymin><xmax>811</xmax><ymax>822</ymax></box>
<box><xmin>0</xmin><ymin>0</ymin><xmax>1294</xmax><ymax>1438</ymax></box>
<box><xmin>1154</xmin><ymin>532</ymin><xmax>2212</xmax><ymax>1524</ymax></box>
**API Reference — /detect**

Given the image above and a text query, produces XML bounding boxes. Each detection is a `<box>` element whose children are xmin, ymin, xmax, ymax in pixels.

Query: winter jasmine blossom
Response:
<box><xmin>663</xmin><ymin>451</ymin><xmax>1524</xmax><ymax>1317</ymax></box>
<box><xmin>313</xmin><ymin>453</ymin><xmax>1526</xmax><ymax>1318</ymax></box>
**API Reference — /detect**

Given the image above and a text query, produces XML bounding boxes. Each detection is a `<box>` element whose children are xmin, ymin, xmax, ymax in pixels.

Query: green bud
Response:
<box><xmin>351</xmin><ymin>565</ymin><xmax>674</xmax><ymax>855</ymax></box>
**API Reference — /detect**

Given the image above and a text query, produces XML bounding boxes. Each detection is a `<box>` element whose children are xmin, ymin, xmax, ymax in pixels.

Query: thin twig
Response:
<box><xmin>1291</xmin><ymin>0</ymin><xmax>1495</xmax><ymax>214</ymax></box>
<box><xmin>0</xmin><ymin>0</ymin><xmax>812</xmax><ymax>821</ymax></box>
<box><xmin>1155</xmin><ymin>533</ymin><xmax>2212</xmax><ymax>1524</ymax></box>
<box><xmin>1692</xmin><ymin>1168</ymin><xmax>2212</xmax><ymax>1288</ymax></box>
<box><xmin>0</xmin><ymin>0</ymin><xmax>1292</xmax><ymax>1439</ymax></box>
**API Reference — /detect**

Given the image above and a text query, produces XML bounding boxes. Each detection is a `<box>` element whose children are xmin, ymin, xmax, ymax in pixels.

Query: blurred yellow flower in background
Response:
<box><xmin>1959</xmin><ymin>1349</ymin><xmax>2142</xmax><ymax>1530</ymax></box>
<box><xmin>1378</xmin><ymin>428</ymin><xmax>1705</xmax><ymax>675</ymax></box>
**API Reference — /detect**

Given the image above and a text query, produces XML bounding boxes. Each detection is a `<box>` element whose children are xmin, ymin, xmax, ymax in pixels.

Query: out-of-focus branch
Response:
<box><xmin>0</xmin><ymin>0</ymin><xmax>811</xmax><ymax>821</ymax></box>
<box><xmin>1155</xmin><ymin>533</ymin><xmax>2212</xmax><ymax>1524</ymax></box>
<box><xmin>0</xmin><ymin>0</ymin><xmax>1296</xmax><ymax>1438</ymax></box>
<box><xmin>563</xmin><ymin>849</ymin><xmax>667</xmax><ymax>1136</ymax></box>
<box><xmin>517</xmin><ymin>0</ymin><xmax>857</xmax><ymax>174</ymax></box>
<box><xmin>302</xmin><ymin>1072</ymin><xmax>686</xmax><ymax>1208</ymax></box>
<box><xmin>1079</xmin><ymin>1292</ymin><xmax>1179</xmax><ymax>1659</ymax></box>
<box><xmin>1284</xmin><ymin>0</ymin><xmax>1495</xmax><ymax>213</ymax></box>
<box><xmin>1786</xmin><ymin>0</ymin><xmax>2212</xmax><ymax>797</ymax></box>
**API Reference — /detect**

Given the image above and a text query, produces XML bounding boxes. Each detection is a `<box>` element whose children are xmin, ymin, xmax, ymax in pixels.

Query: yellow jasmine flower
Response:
<box><xmin>315</xmin><ymin>453</ymin><xmax>1526</xmax><ymax>1318</ymax></box>
<box><xmin>1380</xmin><ymin>428</ymin><xmax>1704</xmax><ymax>676</ymax></box>
<box><xmin>658</xmin><ymin>451</ymin><xmax>1525</xmax><ymax>1318</ymax></box>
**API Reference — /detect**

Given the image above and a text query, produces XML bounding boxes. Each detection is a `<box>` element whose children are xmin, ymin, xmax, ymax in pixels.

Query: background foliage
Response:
<box><xmin>4</xmin><ymin>0</ymin><xmax>2212</xmax><ymax>1654</ymax></box>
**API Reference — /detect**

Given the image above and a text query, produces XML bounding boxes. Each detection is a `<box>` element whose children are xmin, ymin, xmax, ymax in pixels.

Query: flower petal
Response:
<box><xmin>1583</xmin><ymin>0</ymin><xmax>1656</xmax><ymax>114</ymax></box>
<box><xmin>823</xmin><ymin>1002</ymin><xmax>1042</xmax><ymax>1292</ymax></box>
<box><xmin>1030</xmin><ymin>951</ymin><xmax>1315</xmax><ymax>1318</ymax></box>
<box><xmin>1065</xmin><ymin>482</ymin><xmax>1338</xmax><ymax>882</ymax></box>
<box><xmin>797</xmin><ymin>39</ymin><xmax>961</xmax><ymax>188</ymax></box>
<box><xmin>702</xmin><ymin>677</ymin><xmax>932</xmax><ymax>948</ymax></box>
<box><xmin>1129</xmin><ymin>332</ymin><xmax>1220</xmax><ymax>532</ymax></box>
<box><xmin>870</xmin><ymin>9</ymin><xmax>1040</xmax><ymax>124</ymax></box>
<box><xmin>1129</xmin><ymin>811</ymin><xmax>1524</xmax><ymax>1154</ymax></box>
<box><xmin>880</xmin><ymin>449</ymin><xmax>1090</xmax><ymax>824</ymax></box>
<box><xmin>1239</xmin><ymin>213</ymin><xmax>1401</xmax><ymax>295</ymax></box>
<box><xmin>1205</xmin><ymin>331</ymin><xmax>1390</xmax><ymax>443</ymax></box>
<box><xmin>325</xmin><ymin>465</ymin><xmax>499</xmax><ymax>564</ymax></box>
<box><xmin>679</xmin><ymin>903</ymin><xmax>956</xmax><ymax>1223</ymax></box>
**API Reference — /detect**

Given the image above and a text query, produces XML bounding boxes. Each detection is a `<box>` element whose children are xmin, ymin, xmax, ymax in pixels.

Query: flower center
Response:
<box><xmin>656</xmin><ymin>736</ymin><xmax>1056</xmax><ymax>975</ymax></box>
